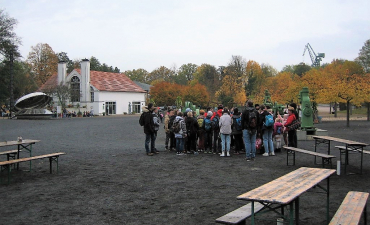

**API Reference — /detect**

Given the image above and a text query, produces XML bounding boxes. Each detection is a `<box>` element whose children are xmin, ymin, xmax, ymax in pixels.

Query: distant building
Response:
<box><xmin>133</xmin><ymin>81</ymin><xmax>152</xmax><ymax>101</ymax></box>
<box><xmin>39</xmin><ymin>59</ymin><xmax>146</xmax><ymax>115</ymax></box>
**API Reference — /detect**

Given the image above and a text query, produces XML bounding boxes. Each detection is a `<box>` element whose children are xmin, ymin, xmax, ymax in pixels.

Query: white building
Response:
<box><xmin>40</xmin><ymin>59</ymin><xmax>146</xmax><ymax>115</ymax></box>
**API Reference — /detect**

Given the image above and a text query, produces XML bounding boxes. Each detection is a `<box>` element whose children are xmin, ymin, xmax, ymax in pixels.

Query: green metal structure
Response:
<box><xmin>302</xmin><ymin>43</ymin><xmax>325</xmax><ymax>67</ymax></box>
<box><xmin>298</xmin><ymin>87</ymin><xmax>315</xmax><ymax>131</ymax></box>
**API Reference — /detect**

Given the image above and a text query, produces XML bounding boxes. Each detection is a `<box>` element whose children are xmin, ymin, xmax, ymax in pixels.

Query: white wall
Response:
<box><xmin>96</xmin><ymin>91</ymin><xmax>145</xmax><ymax>115</ymax></box>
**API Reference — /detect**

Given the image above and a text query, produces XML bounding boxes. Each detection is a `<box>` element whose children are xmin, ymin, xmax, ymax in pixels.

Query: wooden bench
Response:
<box><xmin>0</xmin><ymin>152</ymin><xmax>66</xmax><ymax>184</ymax></box>
<box><xmin>335</xmin><ymin>146</ymin><xmax>370</xmax><ymax>160</ymax></box>
<box><xmin>329</xmin><ymin>191</ymin><xmax>369</xmax><ymax>225</ymax></box>
<box><xmin>0</xmin><ymin>149</ymin><xmax>21</xmax><ymax>161</ymax></box>
<box><xmin>284</xmin><ymin>146</ymin><xmax>336</xmax><ymax>168</ymax></box>
<box><xmin>216</xmin><ymin>202</ymin><xmax>266</xmax><ymax>224</ymax></box>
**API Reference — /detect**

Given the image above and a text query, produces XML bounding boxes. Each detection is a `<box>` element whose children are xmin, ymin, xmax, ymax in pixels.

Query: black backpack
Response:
<box><xmin>168</xmin><ymin>116</ymin><xmax>175</xmax><ymax>131</ymax></box>
<box><xmin>212</xmin><ymin>115</ymin><xmax>220</xmax><ymax>130</ymax></box>
<box><xmin>139</xmin><ymin>112</ymin><xmax>146</xmax><ymax>126</ymax></box>
<box><xmin>248</xmin><ymin>109</ymin><xmax>257</xmax><ymax>129</ymax></box>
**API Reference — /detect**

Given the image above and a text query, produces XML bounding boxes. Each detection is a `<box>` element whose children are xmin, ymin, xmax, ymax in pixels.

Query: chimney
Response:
<box><xmin>80</xmin><ymin>59</ymin><xmax>90</xmax><ymax>102</ymax></box>
<box><xmin>57</xmin><ymin>61</ymin><xmax>67</xmax><ymax>85</ymax></box>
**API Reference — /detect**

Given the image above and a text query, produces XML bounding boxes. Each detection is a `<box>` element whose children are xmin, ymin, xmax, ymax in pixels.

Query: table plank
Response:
<box><xmin>237</xmin><ymin>167</ymin><xmax>336</xmax><ymax>204</ymax></box>
<box><xmin>0</xmin><ymin>139</ymin><xmax>40</xmax><ymax>147</ymax></box>
<box><xmin>312</xmin><ymin>136</ymin><xmax>368</xmax><ymax>146</ymax></box>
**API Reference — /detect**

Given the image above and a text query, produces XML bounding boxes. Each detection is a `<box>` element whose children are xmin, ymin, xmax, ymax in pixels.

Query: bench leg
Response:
<box><xmin>364</xmin><ymin>203</ymin><xmax>367</xmax><ymax>225</ymax></box>
<box><xmin>287</xmin><ymin>150</ymin><xmax>295</xmax><ymax>166</ymax></box>
<box><xmin>49</xmin><ymin>156</ymin><xmax>60</xmax><ymax>174</ymax></box>
<box><xmin>289</xmin><ymin>201</ymin><xmax>294</xmax><ymax>225</ymax></box>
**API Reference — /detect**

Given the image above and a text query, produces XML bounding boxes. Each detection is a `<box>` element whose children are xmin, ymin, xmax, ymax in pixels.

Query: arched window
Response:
<box><xmin>70</xmin><ymin>76</ymin><xmax>80</xmax><ymax>102</ymax></box>
<box><xmin>90</xmin><ymin>86</ymin><xmax>94</xmax><ymax>102</ymax></box>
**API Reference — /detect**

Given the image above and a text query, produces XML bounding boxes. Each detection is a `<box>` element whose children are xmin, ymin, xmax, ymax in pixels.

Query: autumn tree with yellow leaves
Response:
<box><xmin>26</xmin><ymin>43</ymin><xmax>58</xmax><ymax>87</ymax></box>
<box><xmin>319</xmin><ymin>59</ymin><xmax>368</xmax><ymax>126</ymax></box>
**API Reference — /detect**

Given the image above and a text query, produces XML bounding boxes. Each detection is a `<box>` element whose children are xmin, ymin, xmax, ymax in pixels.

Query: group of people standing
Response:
<box><xmin>141</xmin><ymin>101</ymin><xmax>299</xmax><ymax>160</ymax></box>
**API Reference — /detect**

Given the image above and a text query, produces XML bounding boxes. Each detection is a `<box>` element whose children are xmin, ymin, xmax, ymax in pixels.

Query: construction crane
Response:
<box><xmin>302</xmin><ymin>43</ymin><xmax>325</xmax><ymax>67</ymax></box>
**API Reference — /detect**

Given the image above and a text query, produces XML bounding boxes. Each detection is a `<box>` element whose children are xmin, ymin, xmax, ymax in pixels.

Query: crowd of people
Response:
<box><xmin>141</xmin><ymin>101</ymin><xmax>299</xmax><ymax>160</ymax></box>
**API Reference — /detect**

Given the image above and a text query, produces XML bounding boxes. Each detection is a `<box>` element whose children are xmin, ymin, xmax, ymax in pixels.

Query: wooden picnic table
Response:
<box><xmin>312</xmin><ymin>136</ymin><xmax>368</xmax><ymax>174</ymax></box>
<box><xmin>0</xmin><ymin>139</ymin><xmax>40</xmax><ymax>170</ymax></box>
<box><xmin>237</xmin><ymin>167</ymin><xmax>336</xmax><ymax>225</ymax></box>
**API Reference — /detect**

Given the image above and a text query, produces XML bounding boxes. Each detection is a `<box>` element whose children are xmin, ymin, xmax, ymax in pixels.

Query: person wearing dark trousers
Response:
<box><xmin>185</xmin><ymin>111</ymin><xmax>199</xmax><ymax>153</ymax></box>
<box><xmin>231</xmin><ymin>108</ymin><xmax>243</xmax><ymax>154</ymax></box>
<box><xmin>143</xmin><ymin>103</ymin><xmax>155</xmax><ymax>156</ymax></box>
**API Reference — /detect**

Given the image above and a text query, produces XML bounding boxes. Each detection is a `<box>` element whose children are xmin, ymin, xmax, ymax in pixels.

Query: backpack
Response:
<box><xmin>197</xmin><ymin>118</ymin><xmax>204</xmax><ymax>129</ymax></box>
<box><xmin>264</xmin><ymin>114</ymin><xmax>274</xmax><ymax>128</ymax></box>
<box><xmin>172</xmin><ymin>120</ymin><xmax>181</xmax><ymax>133</ymax></box>
<box><xmin>204</xmin><ymin>118</ymin><xmax>212</xmax><ymax>131</ymax></box>
<box><xmin>235</xmin><ymin>116</ymin><xmax>242</xmax><ymax>131</ymax></box>
<box><xmin>212</xmin><ymin>115</ymin><xmax>220</xmax><ymax>130</ymax></box>
<box><xmin>248</xmin><ymin>109</ymin><xmax>257</xmax><ymax>129</ymax></box>
<box><xmin>276</xmin><ymin>125</ymin><xmax>283</xmax><ymax>135</ymax></box>
<box><xmin>139</xmin><ymin>112</ymin><xmax>146</xmax><ymax>126</ymax></box>
<box><xmin>168</xmin><ymin>116</ymin><xmax>175</xmax><ymax>131</ymax></box>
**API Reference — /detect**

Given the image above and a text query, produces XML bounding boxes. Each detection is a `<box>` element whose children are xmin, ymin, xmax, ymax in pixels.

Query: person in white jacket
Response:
<box><xmin>219</xmin><ymin>108</ymin><xmax>233</xmax><ymax>157</ymax></box>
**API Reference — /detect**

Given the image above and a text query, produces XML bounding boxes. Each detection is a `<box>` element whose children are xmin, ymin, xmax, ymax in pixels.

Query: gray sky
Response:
<box><xmin>2</xmin><ymin>0</ymin><xmax>370</xmax><ymax>72</ymax></box>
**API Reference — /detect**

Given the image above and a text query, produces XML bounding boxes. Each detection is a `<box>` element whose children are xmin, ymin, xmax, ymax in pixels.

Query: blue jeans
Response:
<box><xmin>220</xmin><ymin>134</ymin><xmax>231</xmax><ymax>152</ymax></box>
<box><xmin>176</xmin><ymin>138</ymin><xmax>185</xmax><ymax>153</ymax></box>
<box><xmin>262</xmin><ymin>129</ymin><xmax>274</xmax><ymax>154</ymax></box>
<box><xmin>145</xmin><ymin>133</ymin><xmax>155</xmax><ymax>153</ymax></box>
<box><xmin>243</xmin><ymin>129</ymin><xmax>256</xmax><ymax>158</ymax></box>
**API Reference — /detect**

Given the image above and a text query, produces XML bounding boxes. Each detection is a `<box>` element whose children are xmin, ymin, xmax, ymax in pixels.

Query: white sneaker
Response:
<box><xmin>271</xmin><ymin>152</ymin><xmax>275</xmax><ymax>156</ymax></box>
<box><xmin>227</xmin><ymin>152</ymin><xmax>230</xmax><ymax>157</ymax></box>
<box><xmin>220</xmin><ymin>152</ymin><xmax>225</xmax><ymax>157</ymax></box>
<box><xmin>262</xmin><ymin>153</ymin><xmax>269</xmax><ymax>156</ymax></box>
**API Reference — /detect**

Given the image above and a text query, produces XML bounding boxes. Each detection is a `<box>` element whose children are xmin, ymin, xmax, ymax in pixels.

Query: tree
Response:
<box><xmin>149</xmin><ymin>81</ymin><xmax>182</xmax><ymax>106</ymax></box>
<box><xmin>124</xmin><ymin>68</ymin><xmax>149</xmax><ymax>83</ymax></box>
<box><xmin>355</xmin><ymin>39</ymin><xmax>370</xmax><ymax>73</ymax></box>
<box><xmin>147</xmin><ymin>66</ymin><xmax>174</xmax><ymax>85</ymax></box>
<box><xmin>320</xmin><ymin>59</ymin><xmax>368</xmax><ymax>127</ymax></box>
<box><xmin>0</xmin><ymin>9</ymin><xmax>21</xmax><ymax>58</ymax></box>
<box><xmin>57</xmin><ymin>52</ymin><xmax>75</xmax><ymax>73</ymax></box>
<box><xmin>215</xmin><ymin>75</ymin><xmax>246</xmax><ymax>107</ymax></box>
<box><xmin>43</xmin><ymin>81</ymin><xmax>71</xmax><ymax>109</ymax></box>
<box><xmin>244</xmin><ymin>60</ymin><xmax>264</xmax><ymax>98</ymax></box>
<box><xmin>26</xmin><ymin>43</ymin><xmax>58</xmax><ymax>87</ymax></box>
<box><xmin>0</xmin><ymin>60</ymin><xmax>37</xmax><ymax>105</ymax></box>
<box><xmin>175</xmin><ymin>63</ymin><xmax>198</xmax><ymax>85</ymax></box>
<box><xmin>192</xmin><ymin>64</ymin><xmax>220</xmax><ymax>102</ymax></box>
<box><xmin>261</xmin><ymin>63</ymin><xmax>278</xmax><ymax>77</ymax></box>
<box><xmin>89</xmin><ymin>56</ymin><xmax>101</xmax><ymax>71</ymax></box>
<box><xmin>182</xmin><ymin>83</ymin><xmax>210</xmax><ymax>107</ymax></box>
<box><xmin>293</xmin><ymin>63</ymin><xmax>311</xmax><ymax>77</ymax></box>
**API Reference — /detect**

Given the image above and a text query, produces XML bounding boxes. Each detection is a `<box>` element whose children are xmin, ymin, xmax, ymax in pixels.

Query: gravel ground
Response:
<box><xmin>0</xmin><ymin>116</ymin><xmax>369</xmax><ymax>225</ymax></box>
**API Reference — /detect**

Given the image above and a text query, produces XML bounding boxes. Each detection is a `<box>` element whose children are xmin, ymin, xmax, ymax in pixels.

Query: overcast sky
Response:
<box><xmin>2</xmin><ymin>0</ymin><xmax>370</xmax><ymax>72</ymax></box>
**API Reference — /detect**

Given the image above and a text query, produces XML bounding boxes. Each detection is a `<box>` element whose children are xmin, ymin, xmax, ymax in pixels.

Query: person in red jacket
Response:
<box><xmin>284</xmin><ymin>106</ymin><xmax>297</xmax><ymax>147</ymax></box>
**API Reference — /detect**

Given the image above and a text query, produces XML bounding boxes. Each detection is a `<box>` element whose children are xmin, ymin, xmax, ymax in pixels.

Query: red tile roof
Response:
<box><xmin>39</xmin><ymin>69</ymin><xmax>145</xmax><ymax>93</ymax></box>
<box><xmin>38</xmin><ymin>73</ymin><xmax>58</xmax><ymax>92</ymax></box>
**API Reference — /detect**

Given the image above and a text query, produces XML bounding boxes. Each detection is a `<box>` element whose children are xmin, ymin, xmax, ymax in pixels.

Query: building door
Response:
<box><xmin>132</xmin><ymin>102</ymin><xmax>141</xmax><ymax>113</ymax></box>
<box><xmin>105</xmin><ymin>102</ymin><xmax>116</xmax><ymax>115</ymax></box>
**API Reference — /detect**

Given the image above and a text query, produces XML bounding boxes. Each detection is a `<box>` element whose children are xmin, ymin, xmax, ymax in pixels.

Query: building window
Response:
<box><xmin>90</xmin><ymin>86</ymin><xmax>94</xmax><ymax>102</ymax></box>
<box><xmin>70</xmin><ymin>76</ymin><xmax>80</xmax><ymax>102</ymax></box>
<box><xmin>105</xmin><ymin>102</ymin><xmax>116</xmax><ymax>115</ymax></box>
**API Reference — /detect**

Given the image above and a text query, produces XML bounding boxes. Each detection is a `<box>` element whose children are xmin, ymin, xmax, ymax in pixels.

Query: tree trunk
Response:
<box><xmin>368</xmin><ymin>102</ymin><xmax>370</xmax><ymax>121</ymax></box>
<box><xmin>334</xmin><ymin>103</ymin><xmax>338</xmax><ymax>118</ymax></box>
<box><xmin>346</xmin><ymin>100</ymin><xmax>350</xmax><ymax>127</ymax></box>
<box><xmin>329</xmin><ymin>102</ymin><xmax>332</xmax><ymax>114</ymax></box>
